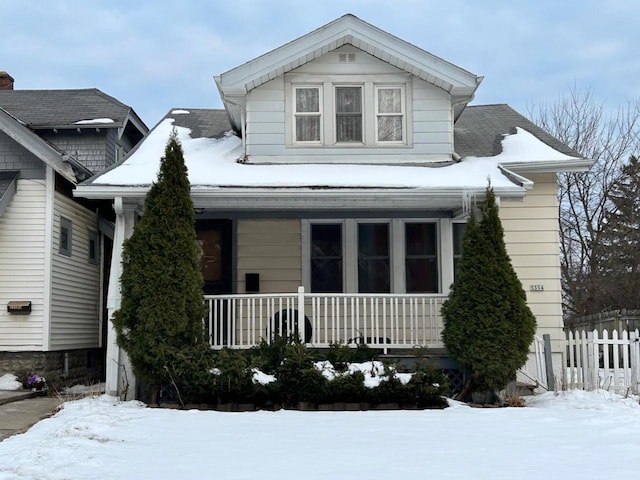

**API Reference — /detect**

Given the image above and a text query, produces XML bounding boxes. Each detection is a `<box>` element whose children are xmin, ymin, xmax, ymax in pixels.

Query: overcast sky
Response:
<box><xmin>2</xmin><ymin>0</ymin><xmax>638</xmax><ymax>128</ymax></box>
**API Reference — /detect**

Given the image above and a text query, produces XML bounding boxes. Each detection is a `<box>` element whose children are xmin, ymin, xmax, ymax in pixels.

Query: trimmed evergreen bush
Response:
<box><xmin>112</xmin><ymin>131</ymin><xmax>207</xmax><ymax>402</ymax></box>
<box><xmin>441</xmin><ymin>186</ymin><xmax>536</xmax><ymax>394</ymax></box>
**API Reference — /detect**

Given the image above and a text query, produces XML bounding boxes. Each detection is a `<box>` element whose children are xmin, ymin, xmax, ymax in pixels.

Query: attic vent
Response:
<box><xmin>339</xmin><ymin>53</ymin><xmax>356</xmax><ymax>63</ymax></box>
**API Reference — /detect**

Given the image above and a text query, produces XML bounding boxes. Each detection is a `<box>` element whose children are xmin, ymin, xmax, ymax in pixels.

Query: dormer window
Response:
<box><xmin>287</xmin><ymin>74</ymin><xmax>411</xmax><ymax>148</ymax></box>
<box><xmin>335</xmin><ymin>86</ymin><xmax>363</xmax><ymax>143</ymax></box>
<box><xmin>294</xmin><ymin>86</ymin><xmax>322</xmax><ymax>142</ymax></box>
<box><xmin>376</xmin><ymin>86</ymin><xmax>404</xmax><ymax>143</ymax></box>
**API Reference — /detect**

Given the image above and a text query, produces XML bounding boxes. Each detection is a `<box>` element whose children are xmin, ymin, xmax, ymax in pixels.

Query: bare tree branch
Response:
<box><xmin>529</xmin><ymin>86</ymin><xmax>640</xmax><ymax>317</ymax></box>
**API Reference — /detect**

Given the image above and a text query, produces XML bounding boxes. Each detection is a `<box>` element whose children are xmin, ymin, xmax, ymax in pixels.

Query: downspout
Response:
<box><xmin>105</xmin><ymin>197</ymin><xmax>137</xmax><ymax>399</ymax></box>
<box><xmin>240</xmin><ymin>110</ymin><xmax>247</xmax><ymax>161</ymax></box>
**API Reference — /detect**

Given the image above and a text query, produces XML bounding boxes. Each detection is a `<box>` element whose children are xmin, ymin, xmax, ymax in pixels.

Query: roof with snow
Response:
<box><xmin>0</xmin><ymin>88</ymin><xmax>145</xmax><ymax>131</ymax></box>
<box><xmin>76</xmin><ymin>104</ymin><xmax>590</xmax><ymax>207</ymax></box>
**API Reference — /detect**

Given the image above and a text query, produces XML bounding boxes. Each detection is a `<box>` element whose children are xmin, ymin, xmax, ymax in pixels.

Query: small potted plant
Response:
<box><xmin>24</xmin><ymin>374</ymin><xmax>48</xmax><ymax>394</ymax></box>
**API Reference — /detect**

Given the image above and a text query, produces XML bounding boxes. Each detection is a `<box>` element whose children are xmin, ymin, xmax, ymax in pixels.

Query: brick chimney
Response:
<box><xmin>0</xmin><ymin>71</ymin><xmax>15</xmax><ymax>90</ymax></box>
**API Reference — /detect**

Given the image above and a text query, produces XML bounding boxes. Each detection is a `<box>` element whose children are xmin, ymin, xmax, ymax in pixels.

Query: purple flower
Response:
<box><xmin>27</xmin><ymin>374</ymin><xmax>44</xmax><ymax>386</ymax></box>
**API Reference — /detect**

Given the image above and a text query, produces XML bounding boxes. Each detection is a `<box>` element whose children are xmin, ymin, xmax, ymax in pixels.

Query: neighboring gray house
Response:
<box><xmin>76</xmin><ymin>15</ymin><xmax>591</xmax><ymax>398</ymax></box>
<box><xmin>0</xmin><ymin>72</ymin><xmax>147</xmax><ymax>384</ymax></box>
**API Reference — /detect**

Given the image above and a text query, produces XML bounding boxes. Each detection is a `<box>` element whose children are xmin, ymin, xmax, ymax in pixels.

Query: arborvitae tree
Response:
<box><xmin>441</xmin><ymin>186</ymin><xmax>536</xmax><ymax>396</ymax></box>
<box><xmin>593</xmin><ymin>155</ymin><xmax>640</xmax><ymax>310</ymax></box>
<box><xmin>112</xmin><ymin>130</ymin><xmax>207</xmax><ymax>402</ymax></box>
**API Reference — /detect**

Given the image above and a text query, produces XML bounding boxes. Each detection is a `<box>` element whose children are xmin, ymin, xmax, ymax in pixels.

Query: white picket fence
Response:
<box><xmin>564</xmin><ymin>329</ymin><xmax>640</xmax><ymax>394</ymax></box>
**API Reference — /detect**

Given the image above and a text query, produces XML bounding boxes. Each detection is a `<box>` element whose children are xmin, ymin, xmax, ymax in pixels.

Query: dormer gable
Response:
<box><xmin>216</xmin><ymin>14</ymin><xmax>482</xmax><ymax>134</ymax></box>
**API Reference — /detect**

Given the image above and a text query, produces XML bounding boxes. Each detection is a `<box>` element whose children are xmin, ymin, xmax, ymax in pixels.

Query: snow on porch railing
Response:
<box><xmin>203</xmin><ymin>287</ymin><xmax>447</xmax><ymax>352</ymax></box>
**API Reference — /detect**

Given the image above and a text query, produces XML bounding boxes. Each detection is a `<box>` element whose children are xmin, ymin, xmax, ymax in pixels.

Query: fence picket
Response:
<box><xmin>564</xmin><ymin>327</ymin><xmax>640</xmax><ymax>394</ymax></box>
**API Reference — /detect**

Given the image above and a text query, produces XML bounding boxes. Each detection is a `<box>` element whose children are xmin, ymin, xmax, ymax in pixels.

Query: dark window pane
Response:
<box><xmin>311</xmin><ymin>259</ymin><xmax>342</xmax><ymax>292</ymax></box>
<box><xmin>336</xmin><ymin>87</ymin><xmax>362</xmax><ymax>142</ymax></box>
<box><xmin>358</xmin><ymin>223</ymin><xmax>390</xmax><ymax>293</ymax></box>
<box><xmin>453</xmin><ymin>223</ymin><xmax>466</xmax><ymax>279</ymax></box>
<box><xmin>311</xmin><ymin>224</ymin><xmax>342</xmax><ymax>292</ymax></box>
<box><xmin>405</xmin><ymin>223</ymin><xmax>438</xmax><ymax>293</ymax></box>
<box><xmin>60</xmin><ymin>228</ymin><xmax>68</xmax><ymax>250</ymax></box>
<box><xmin>358</xmin><ymin>224</ymin><xmax>389</xmax><ymax>256</ymax></box>
<box><xmin>453</xmin><ymin>223</ymin><xmax>466</xmax><ymax>256</ymax></box>
<box><xmin>406</xmin><ymin>258</ymin><xmax>438</xmax><ymax>293</ymax></box>
<box><xmin>406</xmin><ymin>223</ymin><xmax>436</xmax><ymax>255</ymax></box>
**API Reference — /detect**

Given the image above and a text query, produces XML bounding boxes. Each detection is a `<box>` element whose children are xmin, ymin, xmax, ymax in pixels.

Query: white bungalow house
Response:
<box><xmin>0</xmin><ymin>75</ymin><xmax>147</xmax><ymax>384</ymax></box>
<box><xmin>75</xmin><ymin>15</ymin><xmax>591</xmax><ymax>398</ymax></box>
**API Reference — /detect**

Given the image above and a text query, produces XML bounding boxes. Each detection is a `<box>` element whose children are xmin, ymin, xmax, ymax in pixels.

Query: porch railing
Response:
<box><xmin>203</xmin><ymin>287</ymin><xmax>447</xmax><ymax>352</ymax></box>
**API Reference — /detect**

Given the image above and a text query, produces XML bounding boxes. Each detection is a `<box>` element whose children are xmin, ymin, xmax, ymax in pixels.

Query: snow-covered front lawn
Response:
<box><xmin>0</xmin><ymin>391</ymin><xmax>638</xmax><ymax>479</ymax></box>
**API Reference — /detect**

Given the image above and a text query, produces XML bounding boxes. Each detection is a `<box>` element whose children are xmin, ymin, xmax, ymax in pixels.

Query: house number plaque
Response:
<box><xmin>529</xmin><ymin>285</ymin><xmax>544</xmax><ymax>291</ymax></box>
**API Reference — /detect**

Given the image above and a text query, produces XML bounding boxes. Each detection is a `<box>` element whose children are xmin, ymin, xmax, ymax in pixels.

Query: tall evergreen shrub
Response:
<box><xmin>112</xmin><ymin>130</ymin><xmax>207</xmax><ymax>399</ymax></box>
<box><xmin>441</xmin><ymin>186</ymin><xmax>536</xmax><ymax>393</ymax></box>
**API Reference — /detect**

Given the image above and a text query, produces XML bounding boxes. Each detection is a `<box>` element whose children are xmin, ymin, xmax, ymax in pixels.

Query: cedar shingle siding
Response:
<box><xmin>0</xmin><ymin>130</ymin><xmax>46</xmax><ymax>179</ymax></box>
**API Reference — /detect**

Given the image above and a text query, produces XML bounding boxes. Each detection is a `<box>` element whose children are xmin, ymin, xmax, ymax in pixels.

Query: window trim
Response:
<box><xmin>375</xmin><ymin>85</ymin><xmax>405</xmax><ymax>144</ymax></box>
<box><xmin>293</xmin><ymin>85</ymin><xmax>323</xmax><ymax>144</ymax></box>
<box><xmin>59</xmin><ymin>216</ymin><xmax>72</xmax><ymax>257</ymax></box>
<box><xmin>287</xmin><ymin>73</ymin><xmax>411</xmax><ymax>148</ymax></box>
<box><xmin>404</xmin><ymin>221</ymin><xmax>439</xmax><ymax>293</ymax></box>
<box><xmin>303</xmin><ymin>218</ymin><xmax>447</xmax><ymax>294</ymax></box>
<box><xmin>310</xmin><ymin>222</ymin><xmax>344</xmax><ymax>293</ymax></box>
<box><xmin>334</xmin><ymin>84</ymin><xmax>364</xmax><ymax>144</ymax></box>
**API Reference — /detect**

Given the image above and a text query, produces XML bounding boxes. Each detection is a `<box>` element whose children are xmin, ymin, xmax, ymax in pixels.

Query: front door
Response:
<box><xmin>197</xmin><ymin>219</ymin><xmax>232</xmax><ymax>346</ymax></box>
<box><xmin>196</xmin><ymin>219</ymin><xmax>232</xmax><ymax>295</ymax></box>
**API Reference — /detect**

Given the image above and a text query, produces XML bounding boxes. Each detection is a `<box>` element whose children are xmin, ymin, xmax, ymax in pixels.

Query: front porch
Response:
<box><xmin>204</xmin><ymin>287</ymin><xmax>447</xmax><ymax>353</ymax></box>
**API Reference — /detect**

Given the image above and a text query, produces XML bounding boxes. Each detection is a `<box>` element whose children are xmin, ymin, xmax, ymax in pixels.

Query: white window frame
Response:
<box><xmin>375</xmin><ymin>85</ymin><xmax>405</xmax><ymax>144</ymax></box>
<box><xmin>404</xmin><ymin>220</ymin><xmax>439</xmax><ymax>293</ymax></box>
<box><xmin>303</xmin><ymin>218</ymin><xmax>447</xmax><ymax>294</ymax></box>
<box><xmin>334</xmin><ymin>84</ymin><xmax>364</xmax><ymax>145</ymax></box>
<box><xmin>287</xmin><ymin>74</ymin><xmax>410</xmax><ymax>148</ymax></box>
<box><xmin>293</xmin><ymin>85</ymin><xmax>323</xmax><ymax>144</ymax></box>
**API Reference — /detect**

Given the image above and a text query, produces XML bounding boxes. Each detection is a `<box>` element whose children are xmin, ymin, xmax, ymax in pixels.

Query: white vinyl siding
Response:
<box><xmin>500</xmin><ymin>173</ymin><xmax>564</xmax><ymax>350</ymax></box>
<box><xmin>236</xmin><ymin>220</ymin><xmax>302</xmax><ymax>293</ymax></box>
<box><xmin>49</xmin><ymin>192</ymin><xmax>100</xmax><ymax>350</ymax></box>
<box><xmin>0</xmin><ymin>179</ymin><xmax>47</xmax><ymax>350</ymax></box>
<box><xmin>245</xmin><ymin>44</ymin><xmax>453</xmax><ymax>164</ymax></box>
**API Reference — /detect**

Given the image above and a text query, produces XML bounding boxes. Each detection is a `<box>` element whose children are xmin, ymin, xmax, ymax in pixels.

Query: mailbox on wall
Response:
<box><xmin>7</xmin><ymin>301</ymin><xmax>31</xmax><ymax>315</ymax></box>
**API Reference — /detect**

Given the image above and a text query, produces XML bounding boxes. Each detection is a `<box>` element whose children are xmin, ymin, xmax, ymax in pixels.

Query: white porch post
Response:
<box><xmin>297</xmin><ymin>286</ymin><xmax>306</xmax><ymax>343</ymax></box>
<box><xmin>105</xmin><ymin>197</ymin><xmax>136</xmax><ymax>398</ymax></box>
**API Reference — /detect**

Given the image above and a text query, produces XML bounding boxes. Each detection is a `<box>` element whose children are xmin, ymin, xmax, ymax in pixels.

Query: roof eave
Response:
<box><xmin>501</xmin><ymin>158</ymin><xmax>595</xmax><ymax>173</ymax></box>
<box><xmin>0</xmin><ymin>108</ymin><xmax>77</xmax><ymax>183</ymax></box>
<box><xmin>217</xmin><ymin>14</ymin><xmax>481</xmax><ymax>117</ymax></box>
<box><xmin>74</xmin><ymin>184</ymin><xmax>526</xmax><ymax>209</ymax></box>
